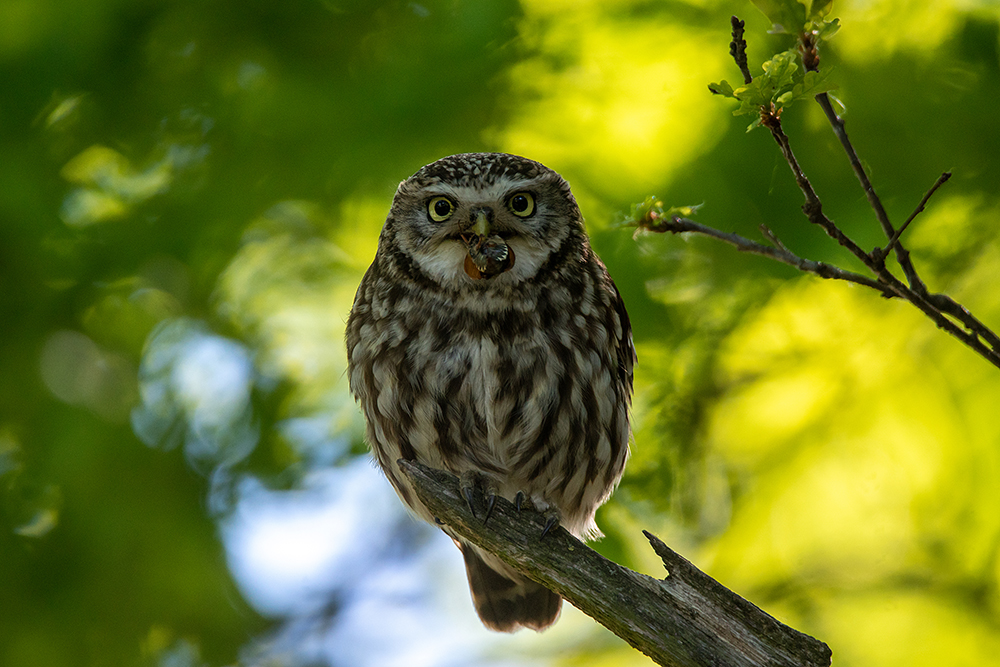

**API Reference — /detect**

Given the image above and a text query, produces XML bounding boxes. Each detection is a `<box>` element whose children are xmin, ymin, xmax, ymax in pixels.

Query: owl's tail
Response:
<box><xmin>458</xmin><ymin>541</ymin><xmax>562</xmax><ymax>632</ymax></box>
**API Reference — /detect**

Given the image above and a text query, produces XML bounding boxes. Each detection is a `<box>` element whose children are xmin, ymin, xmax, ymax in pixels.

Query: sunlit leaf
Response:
<box><xmin>708</xmin><ymin>80</ymin><xmax>735</xmax><ymax>97</ymax></box>
<box><xmin>762</xmin><ymin>50</ymin><xmax>799</xmax><ymax>90</ymax></box>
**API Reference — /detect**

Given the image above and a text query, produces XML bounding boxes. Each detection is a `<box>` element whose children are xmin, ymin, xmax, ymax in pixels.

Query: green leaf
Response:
<box><xmin>807</xmin><ymin>0</ymin><xmax>835</xmax><ymax>20</ymax></box>
<box><xmin>709</xmin><ymin>80</ymin><xmax>735</xmax><ymax>97</ymax></box>
<box><xmin>734</xmin><ymin>81</ymin><xmax>767</xmax><ymax>106</ymax></box>
<box><xmin>750</xmin><ymin>0</ymin><xmax>808</xmax><ymax>33</ymax></box>
<box><xmin>761</xmin><ymin>51</ymin><xmax>798</xmax><ymax>90</ymax></box>
<box><xmin>665</xmin><ymin>203</ymin><xmax>703</xmax><ymax>218</ymax></box>
<box><xmin>796</xmin><ymin>69</ymin><xmax>839</xmax><ymax>96</ymax></box>
<box><xmin>816</xmin><ymin>18</ymin><xmax>841</xmax><ymax>40</ymax></box>
<box><xmin>779</xmin><ymin>69</ymin><xmax>839</xmax><ymax>108</ymax></box>
<box><xmin>618</xmin><ymin>196</ymin><xmax>703</xmax><ymax>228</ymax></box>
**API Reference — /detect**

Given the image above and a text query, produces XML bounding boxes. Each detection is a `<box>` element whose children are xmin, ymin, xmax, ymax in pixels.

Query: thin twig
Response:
<box><xmin>759</xmin><ymin>224</ymin><xmax>790</xmax><ymax>254</ymax></box>
<box><xmin>764</xmin><ymin>120</ymin><xmax>874</xmax><ymax>262</ymax></box>
<box><xmin>636</xmin><ymin>209</ymin><xmax>1000</xmax><ymax>368</ymax></box>
<box><xmin>797</xmin><ymin>33</ymin><xmax>924</xmax><ymax>288</ymax></box>
<box><xmin>926</xmin><ymin>293</ymin><xmax>1000</xmax><ymax>351</ymax></box>
<box><xmin>880</xmin><ymin>171</ymin><xmax>952</xmax><ymax>257</ymax></box>
<box><xmin>813</xmin><ymin>93</ymin><xmax>928</xmax><ymax>292</ymax></box>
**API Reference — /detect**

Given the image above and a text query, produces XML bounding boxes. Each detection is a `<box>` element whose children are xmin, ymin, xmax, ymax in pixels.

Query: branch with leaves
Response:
<box><xmin>626</xmin><ymin>3</ymin><xmax>1000</xmax><ymax>371</ymax></box>
<box><xmin>400</xmin><ymin>460</ymin><xmax>832</xmax><ymax>667</ymax></box>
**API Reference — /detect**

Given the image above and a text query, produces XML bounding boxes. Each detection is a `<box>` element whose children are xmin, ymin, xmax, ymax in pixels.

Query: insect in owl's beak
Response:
<box><xmin>460</xmin><ymin>209</ymin><xmax>515</xmax><ymax>280</ymax></box>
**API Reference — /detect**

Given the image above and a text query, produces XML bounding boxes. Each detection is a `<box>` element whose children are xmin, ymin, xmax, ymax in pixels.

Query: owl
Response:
<box><xmin>346</xmin><ymin>153</ymin><xmax>634</xmax><ymax>632</ymax></box>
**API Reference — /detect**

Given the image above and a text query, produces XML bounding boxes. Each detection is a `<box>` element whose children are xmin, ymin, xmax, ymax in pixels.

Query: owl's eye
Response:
<box><xmin>507</xmin><ymin>192</ymin><xmax>535</xmax><ymax>217</ymax></box>
<box><xmin>427</xmin><ymin>197</ymin><xmax>455</xmax><ymax>222</ymax></box>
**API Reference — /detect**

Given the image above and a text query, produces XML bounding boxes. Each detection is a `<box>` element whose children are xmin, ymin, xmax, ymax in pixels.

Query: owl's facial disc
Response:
<box><xmin>459</xmin><ymin>209</ymin><xmax>515</xmax><ymax>280</ymax></box>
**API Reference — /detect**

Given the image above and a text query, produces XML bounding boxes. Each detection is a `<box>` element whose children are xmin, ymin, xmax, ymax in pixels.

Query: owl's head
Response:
<box><xmin>381</xmin><ymin>153</ymin><xmax>585</xmax><ymax>289</ymax></box>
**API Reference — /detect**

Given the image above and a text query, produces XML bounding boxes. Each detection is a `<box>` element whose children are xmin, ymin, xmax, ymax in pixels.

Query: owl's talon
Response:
<box><xmin>540</xmin><ymin>508</ymin><xmax>562</xmax><ymax>538</ymax></box>
<box><xmin>462</xmin><ymin>485</ymin><xmax>477</xmax><ymax>519</ymax></box>
<box><xmin>459</xmin><ymin>470</ymin><xmax>501</xmax><ymax>521</ymax></box>
<box><xmin>483</xmin><ymin>493</ymin><xmax>497</xmax><ymax>525</ymax></box>
<box><xmin>514</xmin><ymin>491</ymin><xmax>525</xmax><ymax>513</ymax></box>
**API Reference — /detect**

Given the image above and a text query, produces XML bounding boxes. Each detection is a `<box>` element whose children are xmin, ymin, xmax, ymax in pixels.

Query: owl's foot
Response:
<box><xmin>459</xmin><ymin>470</ymin><xmax>500</xmax><ymax>525</ymax></box>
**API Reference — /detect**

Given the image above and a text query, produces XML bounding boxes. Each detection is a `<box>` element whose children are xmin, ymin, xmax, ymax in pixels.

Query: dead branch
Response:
<box><xmin>399</xmin><ymin>459</ymin><xmax>832</xmax><ymax>667</ymax></box>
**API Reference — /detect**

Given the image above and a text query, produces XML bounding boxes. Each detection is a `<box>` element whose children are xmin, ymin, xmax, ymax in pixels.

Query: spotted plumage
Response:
<box><xmin>346</xmin><ymin>152</ymin><xmax>634</xmax><ymax>632</ymax></box>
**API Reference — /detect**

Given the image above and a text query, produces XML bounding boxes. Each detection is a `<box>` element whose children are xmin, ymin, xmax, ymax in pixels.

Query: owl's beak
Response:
<box><xmin>470</xmin><ymin>210</ymin><xmax>491</xmax><ymax>237</ymax></box>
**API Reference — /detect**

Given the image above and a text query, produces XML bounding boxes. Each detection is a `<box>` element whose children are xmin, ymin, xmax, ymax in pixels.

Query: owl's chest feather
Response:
<box><xmin>415</xmin><ymin>321</ymin><xmax>538</xmax><ymax>467</ymax></box>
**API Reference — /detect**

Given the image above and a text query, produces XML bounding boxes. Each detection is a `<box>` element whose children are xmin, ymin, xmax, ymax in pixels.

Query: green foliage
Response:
<box><xmin>776</xmin><ymin>68</ymin><xmax>838</xmax><ymax>106</ymax></box>
<box><xmin>710</xmin><ymin>50</ymin><xmax>838</xmax><ymax>131</ymax></box>
<box><xmin>710</xmin><ymin>48</ymin><xmax>838</xmax><ymax>131</ymax></box>
<box><xmin>710</xmin><ymin>0</ymin><xmax>840</xmax><ymax>130</ymax></box>
<box><xmin>618</xmin><ymin>196</ymin><xmax>702</xmax><ymax>229</ymax></box>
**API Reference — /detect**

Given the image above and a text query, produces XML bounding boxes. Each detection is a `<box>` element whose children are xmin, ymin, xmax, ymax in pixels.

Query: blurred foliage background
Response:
<box><xmin>2</xmin><ymin>0</ymin><xmax>1000</xmax><ymax>665</ymax></box>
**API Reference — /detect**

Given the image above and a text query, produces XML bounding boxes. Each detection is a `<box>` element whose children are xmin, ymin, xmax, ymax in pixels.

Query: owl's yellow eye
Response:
<box><xmin>507</xmin><ymin>192</ymin><xmax>535</xmax><ymax>217</ymax></box>
<box><xmin>427</xmin><ymin>196</ymin><xmax>455</xmax><ymax>222</ymax></box>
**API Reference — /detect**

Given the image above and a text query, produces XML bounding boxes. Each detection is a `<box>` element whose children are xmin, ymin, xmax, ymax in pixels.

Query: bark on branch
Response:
<box><xmin>399</xmin><ymin>459</ymin><xmax>832</xmax><ymax>667</ymax></box>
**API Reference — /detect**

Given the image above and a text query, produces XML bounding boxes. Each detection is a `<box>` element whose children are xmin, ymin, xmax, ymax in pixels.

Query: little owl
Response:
<box><xmin>346</xmin><ymin>152</ymin><xmax>634</xmax><ymax>632</ymax></box>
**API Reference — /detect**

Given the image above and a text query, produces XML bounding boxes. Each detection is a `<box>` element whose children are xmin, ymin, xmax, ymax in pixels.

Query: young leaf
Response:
<box><xmin>816</xmin><ymin>18</ymin><xmax>841</xmax><ymax>40</ymax></box>
<box><xmin>709</xmin><ymin>80</ymin><xmax>735</xmax><ymax>97</ymax></box>
<box><xmin>732</xmin><ymin>79</ymin><xmax>772</xmax><ymax>113</ymax></box>
<box><xmin>807</xmin><ymin>0</ymin><xmax>835</xmax><ymax>20</ymax></box>
<box><xmin>774</xmin><ymin>69</ymin><xmax>838</xmax><ymax>109</ymax></box>
<box><xmin>750</xmin><ymin>0</ymin><xmax>808</xmax><ymax>33</ymax></box>
<box><xmin>618</xmin><ymin>196</ymin><xmax>702</xmax><ymax>229</ymax></box>
<box><xmin>794</xmin><ymin>69</ymin><xmax>839</xmax><ymax>98</ymax></box>
<box><xmin>761</xmin><ymin>51</ymin><xmax>798</xmax><ymax>90</ymax></box>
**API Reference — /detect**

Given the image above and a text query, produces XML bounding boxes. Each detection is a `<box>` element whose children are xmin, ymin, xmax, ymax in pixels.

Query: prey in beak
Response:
<box><xmin>460</xmin><ymin>209</ymin><xmax>515</xmax><ymax>280</ymax></box>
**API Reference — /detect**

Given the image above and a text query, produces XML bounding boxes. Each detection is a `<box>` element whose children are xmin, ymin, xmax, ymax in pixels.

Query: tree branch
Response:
<box><xmin>399</xmin><ymin>459</ymin><xmax>832</xmax><ymax>667</ymax></box>
<box><xmin>796</xmin><ymin>31</ymin><xmax>924</xmax><ymax>285</ymax></box>
<box><xmin>812</xmin><ymin>92</ymin><xmax>928</xmax><ymax>293</ymax></box>
<box><xmin>729</xmin><ymin>16</ymin><xmax>753</xmax><ymax>85</ymax></box>
<box><xmin>649</xmin><ymin>16</ymin><xmax>1000</xmax><ymax>371</ymax></box>
<box><xmin>637</xmin><ymin>214</ymin><xmax>893</xmax><ymax>296</ymax></box>
<box><xmin>636</xmin><ymin>200</ymin><xmax>1000</xmax><ymax>368</ymax></box>
<box><xmin>763</xmin><ymin>108</ymin><xmax>1000</xmax><ymax>367</ymax></box>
